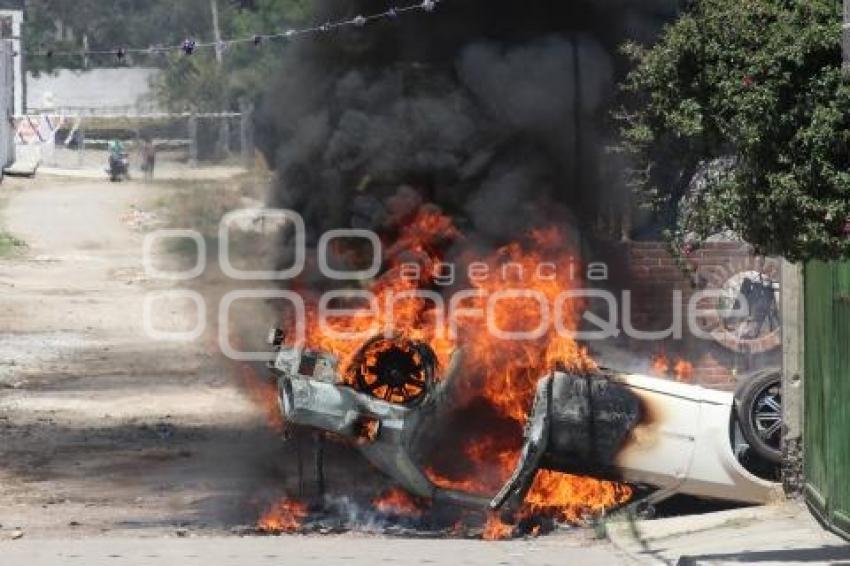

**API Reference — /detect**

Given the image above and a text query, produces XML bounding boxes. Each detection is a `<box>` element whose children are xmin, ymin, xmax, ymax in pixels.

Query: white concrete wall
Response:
<box><xmin>26</xmin><ymin>67</ymin><xmax>162</xmax><ymax>116</ymax></box>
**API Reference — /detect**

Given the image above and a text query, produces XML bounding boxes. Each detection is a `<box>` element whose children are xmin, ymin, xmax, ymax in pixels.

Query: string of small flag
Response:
<box><xmin>25</xmin><ymin>0</ymin><xmax>440</xmax><ymax>60</ymax></box>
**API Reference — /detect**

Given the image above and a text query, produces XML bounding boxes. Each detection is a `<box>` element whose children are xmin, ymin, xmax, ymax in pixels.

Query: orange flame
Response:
<box><xmin>372</xmin><ymin>488</ymin><xmax>427</xmax><ymax>518</ymax></box>
<box><xmin>651</xmin><ymin>353</ymin><xmax>694</xmax><ymax>382</ymax></box>
<box><xmin>483</xmin><ymin>513</ymin><xmax>514</xmax><ymax>541</ymax></box>
<box><xmin>673</xmin><ymin>359</ymin><xmax>694</xmax><ymax>382</ymax></box>
<box><xmin>424</xmin><ymin>467</ymin><xmax>489</xmax><ymax>496</ymax></box>
<box><xmin>523</xmin><ymin>470</ymin><xmax>632</xmax><ymax>523</ymax></box>
<box><xmin>286</xmin><ymin>210</ymin><xmax>630</xmax><ymax>529</ymax></box>
<box><xmin>651</xmin><ymin>353</ymin><xmax>670</xmax><ymax>376</ymax></box>
<box><xmin>258</xmin><ymin>498</ymin><xmax>308</xmax><ymax>533</ymax></box>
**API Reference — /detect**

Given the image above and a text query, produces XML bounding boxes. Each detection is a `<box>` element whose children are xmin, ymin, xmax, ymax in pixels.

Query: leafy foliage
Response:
<box><xmin>154</xmin><ymin>51</ymin><xmax>228</xmax><ymax>113</ymax></box>
<box><xmin>153</xmin><ymin>0</ymin><xmax>312</xmax><ymax>112</ymax></box>
<box><xmin>619</xmin><ymin>0</ymin><xmax>850</xmax><ymax>260</ymax></box>
<box><xmin>20</xmin><ymin>0</ymin><xmax>311</xmax><ymax>113</ymax></box>
<box><xmin>22</xmin><ymin>0</ymin><xmax>214</xmax><ymax>74</ymax></box>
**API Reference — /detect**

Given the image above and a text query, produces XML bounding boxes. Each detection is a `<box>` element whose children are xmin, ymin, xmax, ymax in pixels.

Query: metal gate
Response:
<box><xmin>804</xmin><ymin>260</ymin><xmax>850</xmax><ymax>540</ymax></box>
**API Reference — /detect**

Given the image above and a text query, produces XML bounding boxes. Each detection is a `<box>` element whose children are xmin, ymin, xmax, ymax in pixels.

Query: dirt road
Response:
<box><xmin>0</xmin><ymin>176</ymin><xmax>288</xmax><ymax>539</ymax></box>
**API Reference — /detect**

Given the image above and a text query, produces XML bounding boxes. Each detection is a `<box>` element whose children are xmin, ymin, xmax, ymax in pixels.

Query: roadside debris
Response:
<box><xmin>119</xmin><ymin>206</ymin><xmax>161</xmax><ymax>232</ymax></box>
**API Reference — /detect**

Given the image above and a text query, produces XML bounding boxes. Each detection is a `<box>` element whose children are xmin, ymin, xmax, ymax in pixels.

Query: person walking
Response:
<box><xmin>140</xmin><ymin>137</ymin><xmax>156</xmax><ymax>182</ymax></box>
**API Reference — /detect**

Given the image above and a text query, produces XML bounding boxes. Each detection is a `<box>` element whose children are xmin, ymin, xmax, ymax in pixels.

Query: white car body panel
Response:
<box><xmin>613</xmin><ymin>373</ymin><xmax>779</xmax><ymax>504</ymax></box>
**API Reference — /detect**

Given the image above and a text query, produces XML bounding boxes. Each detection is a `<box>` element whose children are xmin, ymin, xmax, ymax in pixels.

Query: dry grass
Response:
<box><xmin>0</xmin><ymin>196</ymin><xmax>25</xmax><ymax>257</ymax></box>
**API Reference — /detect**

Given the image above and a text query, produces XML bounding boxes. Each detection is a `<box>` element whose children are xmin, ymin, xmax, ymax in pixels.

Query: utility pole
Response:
<box><xmin>210</xmin><ymin>0</ymin><xmax>224</xmax><ymax>64</ymax></box>
<box><xmin>844</xmin><ymin>0</ymin><xmax>850</xmax><ymax>72</ymax></box>
<box><xmin>210</xmin><ymin>0</ymin><xmax>231</xmax><ymax>158</ymax></box>
<box><xmin>82</xmin><ymin>34</ymin><xmax>89</xmax><ymax>69</ymax></box>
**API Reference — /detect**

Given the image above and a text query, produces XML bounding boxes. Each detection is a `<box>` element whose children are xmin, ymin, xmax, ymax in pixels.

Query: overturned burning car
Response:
<box><xmin>267</xmin><ymin>330</ymin><xmax>782</xmax><ymax>515</ymax></box>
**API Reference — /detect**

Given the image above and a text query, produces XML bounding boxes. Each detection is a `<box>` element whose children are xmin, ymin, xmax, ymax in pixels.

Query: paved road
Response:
<box><xmin>608</xmin><ymin>502</ymin><xmax>850</xmax><ymax>565</ymax></box>
<box><xmin>1</xmin><ymin>534</ymin><xmax>629</xmax><ymax>566</ymax></box>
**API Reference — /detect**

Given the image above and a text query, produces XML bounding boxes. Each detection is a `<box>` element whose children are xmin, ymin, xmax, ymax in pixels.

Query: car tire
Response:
<box><xmin>735</xmin><ymin>368</ymin><xmax>782</xmax><ymax>465</ymax></box>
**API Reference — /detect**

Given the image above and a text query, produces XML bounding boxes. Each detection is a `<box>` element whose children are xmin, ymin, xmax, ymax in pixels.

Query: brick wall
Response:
<box><xmin>618</xmin><ymin>241</ymin><xmax>782</xmax><ymax>391</ymax></box>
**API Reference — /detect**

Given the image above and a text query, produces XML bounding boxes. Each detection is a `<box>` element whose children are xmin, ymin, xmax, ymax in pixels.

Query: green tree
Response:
<box><xmin>153</xmin><ymin>0</ymin><xmax>312</xmax><ymax>113</ymax></box>
<box><xmin>153</xmin><ymin>51</ymin><xmax>227</xmax><ymax>113</ymax></box>
<box><xmin>22</xmin><ymin>0</ymin><xmax>214</xmax><ymax>74</ymax></box>
<box><xmin>619</xmin><ymin>0</ymin><xmax>850</xmax><ymax>261</ymax></box>
<box><xmin>20</xmin><ymin>0</ymin><xmax>312</xmax><ymax>112</ymax></box>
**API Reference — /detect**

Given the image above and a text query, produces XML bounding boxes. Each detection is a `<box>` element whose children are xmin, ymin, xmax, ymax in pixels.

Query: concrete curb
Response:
<box><xmin>605</xmin><ymin>502</ymin><xmax>850</xmax><ymax>565</ymax></box>
<box><xmin>607</xmin><ymin>506</ymin><xmax>778</xmax><ymax>565</ymax></box>
<box><xmin>606</xmin><ymin>506</ymin><xmax>775</xmax><ymax>564</ymax></box>
<box><xmin>605</xmin><ymin>514</ymin><xmax>668</xmax><ymax>565</ymax></box>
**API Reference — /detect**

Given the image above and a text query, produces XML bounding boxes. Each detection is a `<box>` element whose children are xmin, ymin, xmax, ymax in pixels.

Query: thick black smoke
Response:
<box><xmin>252</xmin><ymin>1</ymin><xmax>682</xmax><ymax>493</ymax></box>
<box><xmin>257</xmin><ymin>0</ymin><xmax>678</xmax><ymax>245</ymax></box>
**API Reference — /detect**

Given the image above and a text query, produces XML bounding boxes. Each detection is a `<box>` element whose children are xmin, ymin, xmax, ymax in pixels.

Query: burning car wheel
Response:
<box><xmin>735</xmin><ymin>368</ymin><xmax>782</xmax><ymax>465</ymax></box>
<box><xmin>347</xmin><ymin>336</ymin><xmax>435</xmax><ymax>406</ymax></box>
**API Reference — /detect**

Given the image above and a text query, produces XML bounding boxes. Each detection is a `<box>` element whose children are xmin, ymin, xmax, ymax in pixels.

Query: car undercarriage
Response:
<box><xmin>268</xmin><ymin>330</ymin><xmax>782</xmax><ymax>514</ymax></box>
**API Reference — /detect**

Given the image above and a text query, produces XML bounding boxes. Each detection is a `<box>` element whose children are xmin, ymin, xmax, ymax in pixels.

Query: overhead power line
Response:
<box><xmin>25</xmin><ymin>0</ymin><xmax>440</xmax><ymax>60</ymax></box>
